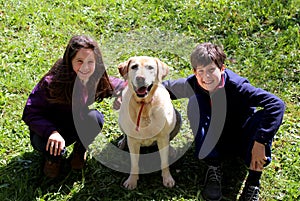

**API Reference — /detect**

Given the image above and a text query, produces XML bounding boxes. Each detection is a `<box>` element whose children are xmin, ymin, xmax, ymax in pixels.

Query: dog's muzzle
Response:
<box><xmin>134</xmin><ymin>84</ymin><xmax>153</xmax><ymax>98</ymax></box>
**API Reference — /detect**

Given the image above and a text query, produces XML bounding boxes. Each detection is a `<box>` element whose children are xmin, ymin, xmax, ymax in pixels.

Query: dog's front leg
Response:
<box><xmin>157</xmin><ymin>137</ymin><xmax>175</xmax><ymax>188</ymax></box>
<box><xmin>123</xmin><ymin>138</ymin><xmax>140</xmax><ymax>190</ymax></box>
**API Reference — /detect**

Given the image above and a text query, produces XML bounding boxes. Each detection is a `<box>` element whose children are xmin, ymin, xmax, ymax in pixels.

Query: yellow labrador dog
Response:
<box><xmin>117</xmin><ymin>56</ymin><xmax>179</xmax><ymax>190</ymax></box>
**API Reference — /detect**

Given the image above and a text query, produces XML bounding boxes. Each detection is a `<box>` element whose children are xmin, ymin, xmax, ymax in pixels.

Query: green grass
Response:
<box><xmin>0</xmin><ymin>0</ymin><xmax>299</xmax><ymax>200</ymax></box>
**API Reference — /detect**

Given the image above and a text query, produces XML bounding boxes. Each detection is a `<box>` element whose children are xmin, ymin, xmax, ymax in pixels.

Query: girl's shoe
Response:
<box><xmin>43</xmin><ymin>157</ymin><xmax>61</xmax><ymax>178</ymax></box>
<box><xmin>70</xmin><ymin>142</ymin><xmax>87</xmax><ymax>170</ymax></box>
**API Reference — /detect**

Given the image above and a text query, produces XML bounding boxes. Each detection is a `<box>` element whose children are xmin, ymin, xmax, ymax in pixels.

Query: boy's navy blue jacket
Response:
<box><xmin>163</xmin><ymin>68</ymin><xmax>285</xmax><ymax>145</ymax></box>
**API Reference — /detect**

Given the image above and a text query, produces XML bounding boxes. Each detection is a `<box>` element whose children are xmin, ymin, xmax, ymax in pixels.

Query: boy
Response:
<box><xmin>163</xmin><ymin>42</ymin><xmax>285</xmax><ymax>201</ymax></box>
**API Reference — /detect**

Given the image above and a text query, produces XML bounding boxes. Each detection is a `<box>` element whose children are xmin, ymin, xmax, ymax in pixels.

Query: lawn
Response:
<box><xmin>0</xmin><ymin>0</ymin><xmax>299</xmax><ymax>200</ymax></box>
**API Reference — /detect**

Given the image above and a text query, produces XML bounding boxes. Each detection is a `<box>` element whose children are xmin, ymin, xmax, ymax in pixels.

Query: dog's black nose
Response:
<box><xmin>136</xmin><ymin>76</ymin><xmax>145</xmax><ymax>85</ymax></box>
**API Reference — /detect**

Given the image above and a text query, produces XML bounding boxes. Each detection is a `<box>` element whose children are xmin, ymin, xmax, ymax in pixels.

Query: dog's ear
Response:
<box><xmin>155</xmin><ymin>58</ymin><xmax>169</xmax><ymax>82</ymax></box>
<box><xmin>118</xmin><ymin>60</ymin><xmax>130</xmax><ymax>80</ymax></box>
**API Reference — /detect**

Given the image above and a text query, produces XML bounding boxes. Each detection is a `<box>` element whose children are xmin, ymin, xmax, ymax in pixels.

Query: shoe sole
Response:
<box><xmin>201</xmin><ymin>192</ymin><xmax>222</xmax><ymax>201</ymax></box>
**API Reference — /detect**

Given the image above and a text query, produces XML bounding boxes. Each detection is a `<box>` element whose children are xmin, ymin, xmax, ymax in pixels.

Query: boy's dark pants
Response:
<box><xmin>187</xmin><ymin>95</ymin><xmax>272</xmax><ymax>167</ymax></box>
<box><xmin>30</xmin><ymin>109</ymin><xmax>104</xmax><ymax>159</ymax></box>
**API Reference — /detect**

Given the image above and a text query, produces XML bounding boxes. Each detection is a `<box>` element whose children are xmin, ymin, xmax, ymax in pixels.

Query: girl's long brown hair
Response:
<box><xmin>41</xmin><ymin>35</ymin><xmax>114</xmax><ymax>104</ymax></box>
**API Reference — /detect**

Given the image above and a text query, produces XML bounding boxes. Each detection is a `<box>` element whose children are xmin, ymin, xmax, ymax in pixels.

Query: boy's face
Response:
<box><xmin>194</xmin><ymin>62</ymin><xmax>225</xmax><ymax>93</ymax></box>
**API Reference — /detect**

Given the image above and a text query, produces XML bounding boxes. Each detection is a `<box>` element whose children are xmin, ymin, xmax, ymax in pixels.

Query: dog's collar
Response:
<box><xmin>136</xmin><ymin>102</ymin><xmax>145</xmax><ymax>131</ymax></box>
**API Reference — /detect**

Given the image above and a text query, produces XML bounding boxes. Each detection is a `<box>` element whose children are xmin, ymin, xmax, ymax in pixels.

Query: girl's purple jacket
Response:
<box><xmin>22</xmin><ymin>76</ymin><xmax>124</xmax><ymax>139</ymax></box>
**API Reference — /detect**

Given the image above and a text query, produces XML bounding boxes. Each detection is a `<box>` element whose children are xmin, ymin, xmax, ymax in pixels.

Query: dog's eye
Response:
<box><xmin>146</xmin><ymin>65</ymin><xmax>154</xmax><ymax>70</ymax></box>
<box><xmin>131</xmin><ymin>64</ymin><xmax>138</xmax><ymax>70</ymax></box>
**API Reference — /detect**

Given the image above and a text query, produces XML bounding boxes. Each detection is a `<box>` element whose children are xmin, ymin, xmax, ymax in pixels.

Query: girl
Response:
<box><xmin>22</xmin><ymin>35</ymin><xmax>124</xmax><ymax>178</ymax></box>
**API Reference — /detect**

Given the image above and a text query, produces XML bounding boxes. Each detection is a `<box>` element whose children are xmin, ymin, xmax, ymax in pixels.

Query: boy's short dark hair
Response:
<box><xmin>190</xmin><ymin>42</ymin><xmax>226</xmax><ymax>70</ymax></box>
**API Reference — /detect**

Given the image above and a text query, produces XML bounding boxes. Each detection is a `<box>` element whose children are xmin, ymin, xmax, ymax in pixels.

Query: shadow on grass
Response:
<box><xmin>0</xmin><ymin>151</ymin><xmax>87</xmax><ymax>201</ymax></box>
<box><xmin>0</xmin><ymin>145</ymin><xmax>247</xmax><ymax>201</ymax></box>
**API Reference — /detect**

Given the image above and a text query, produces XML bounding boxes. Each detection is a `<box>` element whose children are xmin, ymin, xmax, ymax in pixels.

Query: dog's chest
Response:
<box><xmin>140</xmin><ymin>116</ymin><xmax>151</xmax><ymax>126</ymax></box>
<box><xmin>123</xmin><ymin>103</ymin><xmax>168</xmax><ymax>139</ymax></box>
<box><xmin>131</xmin><ymin>103</ymin><xmax>163</xmax><ymax>127</ymax></box>
<box><xmin>119</xmin><ymin>88</ymin><xmax>176</xmax><ymax>147</ymax></box>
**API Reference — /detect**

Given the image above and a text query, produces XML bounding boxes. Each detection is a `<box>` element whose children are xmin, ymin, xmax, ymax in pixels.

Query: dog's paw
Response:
<box><xmin>163</xmin><ymin>175</ymin><xmax>175</xmax><ymax>188</ymax></box>
<box><xmin>123</xmin><ymin>176</ymin><xmax>138</xmax><ymax>190</ymax></box>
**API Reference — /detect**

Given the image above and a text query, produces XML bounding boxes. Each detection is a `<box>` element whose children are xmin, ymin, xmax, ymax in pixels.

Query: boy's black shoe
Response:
<box><xmin>239</xmin><ymin>184</ymin><xmax>260</xmax><ymax>201</ymax></box>
<box><xmin>202</xmin><ymin>165</ymin><xmax>222</xmax><ymax>201</ymax></box>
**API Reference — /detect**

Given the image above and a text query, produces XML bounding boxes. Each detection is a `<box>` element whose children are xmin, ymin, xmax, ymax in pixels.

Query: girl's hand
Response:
<box><xmin>46</xmin><ymin>131</ymin><xmax>65</xmax><ymax>156</ymax></box>
<box><xmin>250</xmin><ymin>141</ymin><xmax>267</xmax><ymax>171</ymax></box>
<box><xmin>113</xmin><ymin>95</ymin><xmax>122</xmax><ymax>110</ymax></box>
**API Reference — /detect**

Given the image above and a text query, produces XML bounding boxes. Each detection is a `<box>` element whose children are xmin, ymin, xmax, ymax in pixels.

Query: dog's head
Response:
<box><xmin>118</xmin><ymin>56</ymin><xmax>169</xmax><ymax>100</ymax></box>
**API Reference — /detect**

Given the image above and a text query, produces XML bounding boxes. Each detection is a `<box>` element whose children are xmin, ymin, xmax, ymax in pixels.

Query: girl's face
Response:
<box><xmin>194</xmin><ymin>62</ymin><xmax>225</xmax><ymax>93</ymax></box>
<box><xmin>72</xmin><ymin>48</ymin><xmax>96</xmax><ymax>84</ymax></box>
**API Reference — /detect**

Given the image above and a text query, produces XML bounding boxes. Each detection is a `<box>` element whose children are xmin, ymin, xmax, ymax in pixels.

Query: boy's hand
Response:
<box><xmin>46</xmin><ymin>131</ymin><xmax>65</xmax><ymax>156</ymax></box>
<box><xmin>250</xmin><ymin>141</ymin><xmax>267</xmax><ymax>171</ymax></box>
